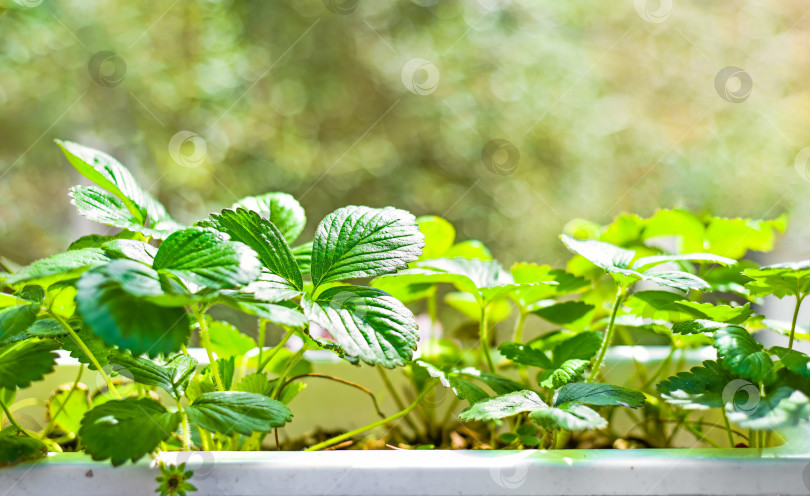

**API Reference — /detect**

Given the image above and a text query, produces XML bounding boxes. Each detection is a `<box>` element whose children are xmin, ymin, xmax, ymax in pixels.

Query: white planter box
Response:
<box><xmin>3</xmin><ymin>347</ymin><xmax>809</xmax><ymax>496</ymax></box>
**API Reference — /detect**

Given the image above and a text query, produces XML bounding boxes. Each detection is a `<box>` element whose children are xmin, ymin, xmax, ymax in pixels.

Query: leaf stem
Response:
<box><xmin>177</xmin><ymin>402</ymin><xmax>191</xmax><ymax>451</ymax></box>
<box><xmin>427</xmin><ymin>290</ymin><xmax>438</xmax><ymax>358</ymax></box>
<box><xmin>50</xmin><ymin>312</ymin><xmax>121</xmax><ymax>399</ymax></box>
<box><xmin>306</xmin><ymin>382</ymin><xmax>438</xmax><ymax>451</ymax></box>
<box><xmin>41</xmin><ymin>365</ymin><xmax>84</xmax><ymax>439</ymax></box>
<box><xmin>257</xmin><ymin>319</ymin><xmax>267</xmax><ymax>369</ymax></box>
<box><xmin>788</xmin><ymin>293</ymin><xmax>805</xmax><ymax>350</ymax></box>
<box><xmin>377</xmin><ymin>367</ymin><xmax>421</xmax><ymax>435</ymax></box>
<box><xmin>279</xmin><ymin>373</ymin><xmax>387</xmax><ymax>419</ymax></box>
<box><xmin>513</xmin><ymin>310</ymin><xmax>527</xmax><ymax>344</ymax></box>
<box><xmin>480</xmin><ymin>304</ymin><xmax>496</xmax><ymax>372</ymax></box>
<box><xmin>194</xmin><ymin>307</ymin><xmax>225</xmax><ymax>391</ymax></box>
<box><xmin>271</xmin><ymin>345</ymin><xmax>307</xmax><ymax>398</ymax></box>
<box><xmin>588</xmin><ymin>286</ymin><xmax>626</xmax><ymax>382</ymax></box>
<box><xmin>0</xmin><ymin>397</ymin><xmax>35</xmax><ymax>437</ymax></box>
<box><xmin>257</xmin><ymin>328</ymin><xmax>294</xmax><ymax>373</ymax></box>
<box><xmin>721</xmin><ymin>409</ymin><xmax>735</xmax><ymax>447</ymax></box>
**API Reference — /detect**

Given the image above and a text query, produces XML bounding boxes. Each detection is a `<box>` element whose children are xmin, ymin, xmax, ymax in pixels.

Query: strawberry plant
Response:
<box><xmin>1</xmin><ymin>141</ymin><xmax>809</xmax><ymax>493</ymax></box>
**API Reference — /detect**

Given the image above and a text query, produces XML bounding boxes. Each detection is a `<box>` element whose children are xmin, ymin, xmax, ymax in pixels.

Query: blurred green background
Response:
<box><xmin>1</xmin><ymin>0</ymin><xmax>809</xmax><ymax>267</ymax></box>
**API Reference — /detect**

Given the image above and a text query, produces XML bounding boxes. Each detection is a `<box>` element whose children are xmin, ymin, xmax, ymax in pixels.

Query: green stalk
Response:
<box><xmin>427</xmin><ymin>290</ymin><xmax>438</xmax><ymax>358</ymax></box>
<box><xmin>721</xmin><ymin>409</ymin><xmax>735</xmax><ymax>447</ymax></box>
<box><xmin>378</xmin><ymin>367</ymin><xmax>421</xmax><ymax>435</ymax></box>
<box><xmin>0</xmin><ymin>397</ymin><xmax>35</xmax><ymax>437</ymax></box>
<box><xmin>788</xmin><ymin>294</ymin><xmax>805</xmax><ymax>350</ymax></box>
<box><xmin>588</xmin><ymin>286</ymin><xmax>626</xmax><ymax>382</ymax></box>
<box><xmin>50</xmin><ymin>312</ymin><xmax>121</xmax><ymax>399</ymax></box>
<box><xmin>257</xmin><ymin>319</ymin><xmax>267</xmax><ymax>368</ymax></box>
<box><xmin>513</xmin><ymin>311</ymin><xmax>527</xmax><ymax>344</ymax></box>
<box><xmin>480</xmin><ymin>304</ymin><xmax>496</xmax><ymax>372</ymax></box>
<box><xmin>177</xmin><ymin>402</ymin><xmax>191</xmax><ymax>451</ymax></box>
<box><xmin>271</xmin><ymin>345</ymin><xmax>307</xmax><ymax>398</ymax></box>
<box><xmin>195</xmin><ymin>307</ymin><xmax>225</xmax><ymax>391</ymax></box>
<box><xmin>306</xmin><ymin>382</ymin><xmax>438</xmax><ymax>451</ymax></box>
<box><xmin>41</xmin><ymin>365</ymin><xmax>84</xmax><ymax>439</ymax></box>
<box><xmin>257</xmin><ymin>328</ymin><xmax>294</xmax><ymax>373</ymax></box>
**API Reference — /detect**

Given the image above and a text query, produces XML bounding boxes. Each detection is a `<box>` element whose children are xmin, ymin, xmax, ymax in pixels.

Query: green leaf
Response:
<box><xmin>726</xmin><ymin>387</ymin><xmax>810</xmax><ymax>431</ymax></box>
<box><xmin>103</xmin><ymin>239</ymin><xmax>157</xmax><ymax>265</ymax></box>
<box><xmin>641</xmin><ymin>271</ymin><xmax>710</xmax><ymax>292</ymax></box>
<box><xmin>5</xmin><ymin>248</ymin><xmax>110</xmax><ymax>286</ymax></box>
<box><xmin>0</xmin><ymin>303</ymin><xmax>39</xmax><ymax>342</ymax></box>
<box><xmin>107</xmin><ymin>351</ymin><xmax>187</xmax><ymax>398</ymax></box>
<box><xmin>302</xmin><ymin>286</ymin><xmax>418</xmax><ymax>367</ymax></box>
<box><xmin>14</xmin><ymin>285</ymin><xmax>44</xmax><ymax>303</ymax></box>
<box><xmin>204</xmin><ymin>208</ymin><xmax>302</xmax><ymax>290</ymax></box>
<box><xmin>59</xmin><ymin>326</ymin><xmax>113</xmax><ymax>371</ymax></box>
<box><xmin>443</xmin><ymin>240</ymin><xmax>492</xmax><ymax>260</ymax></box>
<box><xmin>153</xmin><ymin>227</ymin><xmax>261</xmax><ymax>289</ymax></box>
<box><xmin>76</xmin><ymin>266</ymin><xmax>191</xmax><ymax>357</ymax></box>
<box><xmin>456</xmin><ymin>367</ymin><xmax>526</xmax><ymax>395</ymax></box>
<box><xmin>539</xmin><ymin>360</ymin><xmax>590</xmax><ymax>389</ymax></box>
<box><xmin>217</xmin><ymin>294</ymin><xmax>307</xmax><ymax>328</ymax></box>
<box><xmin>771</xmin><ymin>347</ymin><xmax>810</xmax><ymax>378</ymax></box>
<box><xmin>241</xmin><ymin>271</ymin><xmax>304</xmax><ymax>302</ymax></box>
<box><xmin>70</xmin><ymin>186</ymin><xmax>161</xmax><ymax>238</ymax></box>
<box><xmin>79</xmin><ymin>398</ymin><xmax>181</xmax><ymax>466</ymax></box>
<box><xmin>417</xmin><ymin>215</ymin><xmax>455</xmax><ymax>260</ymax></box>
<box><xmin>672</xmin><ymin>319</ymin><xmax>731</xmax><ymax>335</ymax></box>
<box><xmin>47</xmin><ymin>383</ymin><xmax>91</xmax><ymax>437</ymax></box>
<box><xmin>529</xmin><ymin>402</ymin><xmax>607</xmax><ymax>431</ymax></box>
<box><xmin>532</xmin><ymin>301</ymin><xmax>594</xmax><ymax>326</ymax></box>
<box><xmin>624</xmin><ymin>290</ymin><xmax>693</xmax><ymax>323</ymax></box>
<box><xmin>231</xmin><ymin>192</ymin><xmax>306</xmax><ymax>244</ymax></box>
<box><xmin>703</xmin><ymin>216</ymin><xmax>787</xmax><ymax>260</ymax></box>
<box><xmin>656</xmin><ymin>360</ymin><xmax>735</xmax><ymax>409</ymax></box>
<box><xmin>674</xmin><ymin>300</ymin><xmax>753</xmax><ymax>325</ymax></box>
<box><xmin>554</xmin><ymin>382</ymin><xmax>645</xmax><ymax>408</ymax></box>
<box><xmin>310</xmin><ymin>206</ymin><xmax>425</xmax><ymax>287</ymax></box>
<box><xmin>0</xmin><ymin>339</ymin><xmax>58</xmax><ymax>389</ymax></box>
<box><xmin>743</xmin><ymin>261</ymin><xmax>810</xmax><ymax>298</ymax></box>
<box><xmin>633</xmin><ymin>253</ymin><xmax>736</xmax><ymax>271</ymax></box>
<box><xmin>206</xmin><ymin>320</ymin><xmax>256</xmax><ymax>359</ymax></box>
<box><xmin>0</xmin><ymin>428</ymin><xmax>47</xmax><ymax>467</ymax></box>
<box><xmin>498</xmin><ymin>342</ymin><xmax>553</xmax><ymax>369</ymax></box>
<box><xmin>509</xmin><ymin>263</ymin><xmax>590</xmax><ymax>309</ymax></box>
<box><xmin>560</xmin><ymin>235</ymin><xmax>639</xmax><ymax>285</ymax></box>
<box><xmin>713</xmin><ymin>326</ymin><xmax>773</xmax><ymax>383</ymax></box>
<box><xmin>236</xmin><ymin>372</ymin><xmax>273</xmax><ymax>396</ymax></box>
<box><xmin>185</xmin><ymin>391</ymin><xmax>292</xmax><ymax>436</ymax></box>
<box><xmin>292</xmin><ymin>242</ymin><xmax>312</xmax><ymax>275</ymax></box>
<box><xmin>459</xmin><ymin>390</ymin><xmax>546</xmax><ymax>421</ymax></box>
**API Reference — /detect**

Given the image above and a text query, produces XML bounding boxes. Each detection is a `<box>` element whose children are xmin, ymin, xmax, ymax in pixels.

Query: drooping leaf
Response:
<box><xmin>641</xmin><ymin>271</ymin><xmax>710</xmax><ymax>292</ymax></box>
<box><xmin>152</xmin><ymin>227</ymin><xmax>261</xmax><ymax>289</ymax></box>
<box><xmin>674</xmin><ymin>300</ymin><xmax>754</xmax><ymax>325</ymax></box>
<box><xmin>70</xmin><ymin>186</ymin><xmax>161</xmax><ymax>238</ymax></box>
<box><xmin>713</xmin><ymin>326</ymin><xmax>773</xmax><ymax>383</ymax></box>
<box><xmin>771</xmin><ymin>347</ymin><xmax>810</xmax><ymax>378</ymax></box>
<box><xmin>0</xmin><ymin>428</ymin><xmax>47</xmax><ymax>467</ymax></box>
<box><xmin>203</xmin><ymin>208</ymin><xmax>302</xmax><ymax>290</ymax></box>
<box><xmin>76</xmin><ymin>267</ymin><xmax>191</xmax><ymax>357</ymax></box>
<box><xmin>301</xmin><ymin>286</ymin><xmax>418</xmax><ymax>367</ymax></box>
<box><xmin>0</xmin><ymin>339</ymin><xmax>59</xmax><ymax>389</ymax></box>
<box><xmin>231</xmin><ymin>192</ymin><xmax>306</xmax><ymax>244</ymax></box>
<box><xmin>310</xmin><ymin>206</ymin><xmax>425</xmax><ymax>287</ymax></box>
<box><xmin>632</xmin><ymin>253</ymin><xmax>736</xmax><ymax>271</ymax></box>
<box><xmin>657</xmin><ymin>360</ymin><xmax>736</xmax><ymax>410</ymax></box>
<box><xmin>5</xmin><ymin>248</ymin><xmax>110</xmax><ymax>286</ymax></box>
<box><xmin>0</xmin><ymin>303</ymin><xmax>39</xmax><ymax>342</ymax></box>
<box><xmin>107</xmin><ymin>351</ymin><xmax>178</xmax><ymax>398</ymax></box>
<box><xmin>529</xmin><ymin>402</ymin><xmax>607</xmax><ymax>431</ymax></box>
<box><xmin>459</xmin><ymin>390</ymin><xmax>546</xmax><ymax>421</ymax></box>
<box><xmin>726</xmin><ymin>387</ymin><xmax>810</xmax><ymax>431</ymax></box>
<box><xmin>79</xmin><ymin>398</ymin><xmax>182</xmax><ymax>466</ymax></box>
<box><xmin>185</xmin><ymin>391</ymin><xmax>292</xmax><ymax>436</ymax></box>
<box><xmin>554</xmin><ymin>382</ymin><xmax>645</xmax><ymax>408</ymax></box>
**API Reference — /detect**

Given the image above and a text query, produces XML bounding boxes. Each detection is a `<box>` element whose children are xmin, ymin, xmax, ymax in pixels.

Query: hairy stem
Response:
<box><xmin>788</xmin><ymin>294</ymin><xmax>805</xmax><ymax>350</ymax></box>
<box><xmin>480</xmin><ymin>304</ymin><xmax>495</xmax><ymax>372</ymax></box>
<box><xmin>588</xmin><ymin>286</ymin><xmax>626</xmax><ymax>382</ymax></box>
<box><xmin>257</xmin><ymin>328</ymin><xmax>294</xmax><ymax>373</ymax></box>
<box><xmin>42</xmin><ymin>365</ymin><xmax>84</xmax><ymax>439</ymax></box>
<box><xmin>50</xmin><ymin>312</ymin><xmax>121</xmax><ymax>399</ymax></box>
<box><xmin>306</xmin><ymin>382</ymin><xmax>438</xmax><ymax>451</ymax></box>
<box><xmin>195</xmin><ymin>307</ymin><xmax>225</xmax><ymax>391</ymax></box>
<box><xmin>177</xmin><ymin>402</ymin><xmax>191</xmax><ymax>451</ymax></box>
